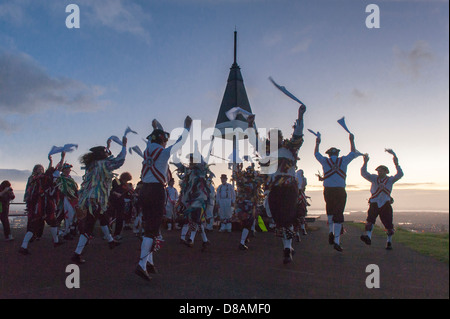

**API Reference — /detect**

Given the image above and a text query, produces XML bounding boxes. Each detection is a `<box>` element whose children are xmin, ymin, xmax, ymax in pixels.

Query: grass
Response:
<box><xmin>350</xmin><ymin>222</ymin><xmax>449</xmax><ymax>264</ymax></box>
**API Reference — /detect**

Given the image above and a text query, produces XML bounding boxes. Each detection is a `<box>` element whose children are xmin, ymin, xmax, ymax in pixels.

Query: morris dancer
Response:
<box><xmin>135</xmin><ymin>117</ymin><xmax>192</xmax><ymax>281</ymax></box>
<box><xmin>247</xmin><ymin>104</ymin><xmax>306</xmax><ymax>264</ymax></box>
<box><xmin>216</xmin><ymin>174</ymin><xmax>235</xmax><ymax>233</ymax></box>
<box><xmin>0</xmin><ymin>181</ymin><xmax>15</xmax><ymax>241</ymax></box>
<box><xmin>165</xmin><ymin>178</ymin><xmax>179</xmax><ymax>231</ymax></box>
<box><xmin>177</xmin><ymin>154</ymin><xmax>213</xmax><ymax>250</ymax></box>
<box><xmin>55</xmin><ymin>160</ymin><xmax>79</xmax><ymax>240</ymax></box>
<box><xmin>360</xmin><ymin>150</ymin><xmax>403</xmax><ymax>250</ymax></box>
<box><xmin>295</xmin><ymin>169</ymin><xmax>309</xmax><ymax>239</ymax></box>
<box><xmin>19</xmin><ymin>154</ymin><xmax>65</xmax><ymax>255</ymax></box>
<box><xmin>314</xmin><ymin>133</ymin><xmax>360</xmax><ymax>252</ymax></box>
<box><xmin>71</xmin><ymin>137</ymin><xmax>127</xmax><ymax>264</ymax></box>
<box><xmin>234</xmin><ymin>163</ymin><xmax>264</xmax><ymax>250</ymax></box>
<box><xmin>109</xmin><ymin>172</ymin><xmax>134</xmax><ymax>240</ymax></box>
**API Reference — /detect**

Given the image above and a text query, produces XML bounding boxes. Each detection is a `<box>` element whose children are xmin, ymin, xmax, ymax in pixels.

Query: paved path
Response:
<box><xmin>0</xmin><ymin>221</ymin><xmax>448</xmax><ymax>299</ymax></box>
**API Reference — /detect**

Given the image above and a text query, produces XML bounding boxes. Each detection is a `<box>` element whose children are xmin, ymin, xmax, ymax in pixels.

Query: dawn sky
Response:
<box><xmin>0</xmin><ymin>0</ymin><xmax>448</xmax><ymax>207</ymax></box>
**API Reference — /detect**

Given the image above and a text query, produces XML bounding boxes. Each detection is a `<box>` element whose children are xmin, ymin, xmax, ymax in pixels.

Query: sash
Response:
<box><xmin>323</xmin><ymin>157</ymin><xmax>346</xmax><ymax>180</ymax></box>
<box><xmin>141</xmin><ymin>146</ymin><xmax>166</xmax><ymax>185</ymax></box>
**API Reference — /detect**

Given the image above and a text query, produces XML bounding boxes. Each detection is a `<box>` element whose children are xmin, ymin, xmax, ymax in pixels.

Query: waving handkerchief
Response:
<box><xmin>307</xmin><ymin>129</ymin><xmax>321</xmax><ymax>138</ymax></box>
<box><xmin>124</xmin><ymin>126</ymin><xmax>138</xmax><ymax>137</ymax></box>
<box><xmin>269</xmin><ymin>77</ymin><xmax>305</xmax><ymax>105</ymax></box>
<box><xmin>337</xmin><ymin>117</ymin><xmax>352</xmax><ymax>134</ymax></box>
<box><xmin>48</xmin><ymin>144</ymin><xmax>78</xmax><ymax>156</ymax></box>
<box><xmin>129</xmin><ymin>145</ymin><xmax>144</xmax><ymax>158</ymax></box>
<box><xmin>107</xmin><ymin>135</ymin><xmax>123</xmax><ymax>146</ymax></box>
<box><xmin>225</xmin><ymin>107</ymin><xmax>254</xmax><ymax>121</ymax></box>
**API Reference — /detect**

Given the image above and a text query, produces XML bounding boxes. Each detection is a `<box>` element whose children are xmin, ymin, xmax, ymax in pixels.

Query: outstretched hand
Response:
<box><xmin>363</xmin><ymin>153</ymin><xmax>369</xmax><ymax>163</ymax></box>
<box><xmin>298</xmin><ymin>104</ymin><xmax>306</xmax><ymax>118</ymax></box>
<box><xmin>184</xmin><ymin>116</ymin><xmax>193</xmax><ymax>129</ymax></box>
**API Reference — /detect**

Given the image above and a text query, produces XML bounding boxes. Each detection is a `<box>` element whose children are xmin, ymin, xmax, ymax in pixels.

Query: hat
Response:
<box><xmin>376</xmin><ymin>165</ymin><xmax>389</xmax><ymax>174</ymax></box>
<box><xmin>146</xmin><ymin>129</ymin><xmax>170</xmax><ymax>143</ymax></box>
<box><xmin>220</xmin><ymin>174</ymin><xmax>228</xmax><ymax>179</ymax></box>
<box><xmin>62</xmin><ymin>163</ymin><xmax>73</xmax><ymax>170</ymax></box>
<box><xmin>325</xmin><ymin>147</ymin><xmax>340</xmax><ymax>155</ymax></box>
<box><xmin>89</xmin><ymin>146</ymin><xmax>111</xmax><ymax>156</ymax></box>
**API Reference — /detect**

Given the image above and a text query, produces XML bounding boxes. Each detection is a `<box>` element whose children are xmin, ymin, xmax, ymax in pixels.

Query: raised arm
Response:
<box><xmin>106</xmin><ymin>137</ymin><xmax>127</xmax><ymax>171</ymax></box>
<box><xmin>387</xmin><ymin>149</ymin><xmax>404</xmax><ymax>182</ymax></box>
<box><xmin>349</xmin><ymin>133</ymin><xmax>356</xmax><ymax>153</ymax></box>
<box><xmin>361</xmin><ymin>153</ymin><xmax>376</xmax><ymax>182</ymax></box>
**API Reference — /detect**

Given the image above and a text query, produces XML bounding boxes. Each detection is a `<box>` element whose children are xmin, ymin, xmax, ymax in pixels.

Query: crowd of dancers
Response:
<box><xmin>0</xmin><ymin>103</ymin><xmax>404</xmax><ymax>282</ymax></box>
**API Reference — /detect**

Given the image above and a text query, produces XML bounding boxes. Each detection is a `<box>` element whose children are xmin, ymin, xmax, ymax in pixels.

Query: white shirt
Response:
<box><xmin>216</xmin><ymin>183</ymin><xmax>235</xmax><ymax>202</ymax></box>
<box><xmin>315</xmin><ymin>152</ymin><xmax>359</xmax><ymax>188</ymax></box>
<box><xmin>361</xmin><ymin>163</ymin><xmax>404</xmax><ymax>208</ymax></box>
<box><xmin>141</xmin><ymin>129</ymin><xmax>189</xmax><ymax>185</ymax></box>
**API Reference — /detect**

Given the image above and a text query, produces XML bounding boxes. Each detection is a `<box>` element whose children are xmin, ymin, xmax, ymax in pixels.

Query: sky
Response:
<box><xmin>0</xmin><ymin>0</ymin><xmax>448</xmax><ymax>210</ymax></box>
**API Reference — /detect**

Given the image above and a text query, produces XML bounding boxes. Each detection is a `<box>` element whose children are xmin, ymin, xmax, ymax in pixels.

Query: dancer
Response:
<box><xmin>314</xmin><ymin>132</ymin><xmax>360</xmax><ymax>252</ymax></box>
<box><xmin>109</xmin><ymin>172</ymin><xmax>134</xmax><ymax>240</ymax></box>
<box><xmin>0</xmin><ymin>181</ymin><xmax>15</xmax><ymax>241</ymax></box>
<box><xmin>204</xmin><ymin>177</ymin><xmax>216</xmax><ymax>231</ymax></box>
<box><xmin>360</xmin><ymin>150</ymin><xmax>403</xmax><ymax>250</ymax></box>
<box><xmin>164</xmin><ymin>178</ymin><xmax>179</xmax><ymax>231</ymax></box>
<box><xmin>55</xmin><ymin>161</ymin><xmax>79</xmax><ymax>240</ymax></box>
<box><xmin>71</xmin><ymin>137</ymin><xmax>127</xmax><ymax>264</ymax></box>
<box><xmin>216</xmin><ymin>174</ymin><xmax>235</xmax><ymax>233</ymax></box>
<box><xmin>20</xmin><ymin>154</ymin><xmax>65</xmax><ymax>255</ymax></box>
<box><xmin>295</xmin><ymin>169</ymin><xmax>309</xmax><ymax>239</ymax></box>
<box><xmin>177</xmin><ymin>153</ymin><xmax>214</xmax><ymax>250</ymax></box>
<box><xmin>234</xmin><ymin>163</ymin><xmax>264</xmax><ymax>250</ymax></box>
<box><xmin>247</xmin><ymin>104</ymin><xmax>306</xmax><ymax>264</ymax></box>
<box><xmin>135</xmin><ymin>116</ymin><xmax>192</xmax><ymax>281</ymax></box>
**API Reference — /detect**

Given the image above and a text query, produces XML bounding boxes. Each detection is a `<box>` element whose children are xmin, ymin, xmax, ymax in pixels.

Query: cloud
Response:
<box><xmin>289</xmin><ymin>38</ymin><xmax>312</xmax><ymax>54</ymax></box>
<box><xmin>0</xmin><ymin>1</ymin><xmax>26</xmax><ymax>25</ymax></box>
<box><xmin>394</xmin><ymin>40</ymin><xmax>434</xmax><ymax>78</ymax></box>
<box><xmin>0</xmin><ymin>50</ymin><xmax>108</xmax><ymax>120</ymax></box>
<box><xmin>77</xmin><ymin>0</ymin><xmax>151</xmax><ymax>43</ymax></box>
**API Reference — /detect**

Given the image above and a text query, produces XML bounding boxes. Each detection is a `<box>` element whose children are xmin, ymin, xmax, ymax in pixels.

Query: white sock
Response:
<box><xmin>189</xmin><ymin>230</ymin><xmax>197</xmax><ymax>243</ymax></box>
<box><xmin>50</xmin><ymin>227</ymin><xmax>59</xmax><ymax>243</ymax></box>
<box><xmin>366</xmin><ymin>225</ymin><xmax>374</xmax><ymax>239</ymax></box>
<box><xmin>387</xmin><ymin>235</ymin><xmax>393</xmax><ymax>243</ymax></box>
<box><xmin>101</xmin><ymin>225</ymin><xmax>113</xmax><ymax>242</ymax></box>
<box><xmin>328</xmin><ymin>215</ymin><xmax>334</xmax><ymax>233</ymax></box>
<box><xmin>139</xmin><ymin>237</ymin><xmax>153</xmax><ymax>269</ymax></box>
<box><xmin>75</xmin><ymin>234</ymin><xmax>89</xmax><ymax>255</ymax></box>
<box><xmin>240</xmin><ymin>228</ymin><xmax>249</xmax><ymax>245</ymax></box>
<box><xmin>200</xmin><ymin>225</ymin><xmax>208</xmax><ymax>242</ymax></box>
<box><xmin>181</xmin><ymin>224</ymin><xmax>189</xmax><ymax>240</ymax></box>
<box><xmin>334</xmin><ymin>223</ymin><xmax>342</xmax><ymax>244</ymax></box>
<box><xmin>147</xmin><ymin>251</ymin><xmax>154</xmax><ymax>265</ymax></box>
<box><xmin>282</xmin><ymin>238</ymin><xmax>292</xmax><ymax>250</ymax></box>
<box><xmin>21</xmin><ymin>231</ymin><xmax>34</xmax><ymax>249</ymax></box>
<box><xmin>251</xmin><ymin>219</ymin><xmax>256</xmax><ymax>232</ymax></box>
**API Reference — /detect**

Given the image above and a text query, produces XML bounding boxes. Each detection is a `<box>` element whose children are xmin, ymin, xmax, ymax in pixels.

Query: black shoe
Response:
<box><xmin>184</xmin><ymin>239</ymin><xmax>194</xmax><ymax>248</ymax></box>
<box><xmin>19</xmin><ymin>247</ymin><xmax>30</xmax><ymax>255</ymax></box>
<box><xmin>328</xmin><ymin>232</ymin><xmax>334</xmax><ymax>245</ymax></box>
<box><xmin>108</xmin><ymin>240</ymin><xmax>121</xmax><ymax>249</ymax></box>
<box><xmin>134</xmin><ymin>265</ymin><xmax>151</xmax><ymax>281</ymax></box>
<box><xmin>239</xmin><ymin>243</ymin><xmax>248</xmax><ymax>251</ymax></box>
<box><xmin>63</xmin><ymin>233</ymin><xmax>74</xmax><ymax>240</ymax></box>
<box><xmin>333</xmin><ymin>243</ymin><xmax>343</xmax><ymax>252</ymax></box>
<box><xmin>71</xmin><ymin>253</ymin><xmax>86</xmax><ymax>265</ymax></box>
<box><xmin>201</xmin><ymin>241</ymin><xmax>210</xmax><ymax>252</ymax></box>
<box><xmin>386</xmin><ymin>242</ymin><xmax>393</xmax><ymax>250</ymax></box>
<box><xmin>360</xmin><ymin>235</ymin><xmax>372</xmax><ymax>245</ymax></box>
<box><xmin>53</xmin><ymin>241</ymin><xmax>65</xmax><ymax>248</ymax></box>
<box><xmin>146</xmin><ymin>262</ymin><xmax>159</xmax><ymax>274</ymax></box>
<box><xmin>283</xmin><ymin>248</ymin><xmax>293</xmax><ymax>264</ymax></box>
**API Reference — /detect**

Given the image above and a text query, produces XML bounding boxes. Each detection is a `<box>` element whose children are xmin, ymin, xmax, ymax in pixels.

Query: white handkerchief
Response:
<box><xmin>108</xmin><ymin>136</ymin><xmax>123</xmax><ymax>146</ymax></box>
<box><xmin>337</xmin><ymin>117</ymin><xmax>352</xmax><ymax>134</ymax></box>
<box><xmin>225</xmin><ymin>107</ymin><xmax>254</xmax><ymax>121</ymax></box>
<box><xmin>269</xmin><ymin>77</ymin><xmax>305</xmax><ymax>105</ymax></box>
<box><xmin>48</xmin><ymin>144</ymin><xmax>78</xmax><ymax>156</ymax></box>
